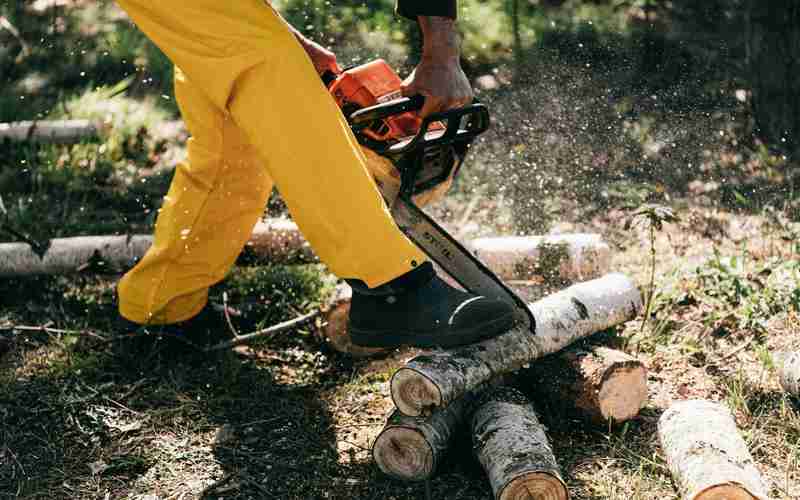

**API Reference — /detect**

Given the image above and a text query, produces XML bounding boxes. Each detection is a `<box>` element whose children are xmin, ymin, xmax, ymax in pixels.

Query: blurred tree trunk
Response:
<box><xmin>745</xmin><ymin>1</ymin><xmax>800</xmax><ymax>157</ymax></box>
<box><xmin>509</xmin><ymin>0</ymin><xmax>523</xmax><ymax>76</ymax></box>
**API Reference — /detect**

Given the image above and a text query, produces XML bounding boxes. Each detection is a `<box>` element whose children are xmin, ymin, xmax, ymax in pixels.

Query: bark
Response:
<box><xmin>775</xmin><ymin>351</ymin><xmax>800</xmax><ymax>397</ymax></box>
<box><xmin>658</xmin><ymin>399</ymin><xmax>771</xmax><ymax>500</ymax></box>
<box><xmin>373</xmin><ymin>396</ymin><xmax>472</xmax><ymax>482</ymax></box>
<box><xmin>468</xmin><ymin>234</ymin><xmax>610</xmax><ymax>284</ymax></box>
<box><xmin>472</xmin><ymin>386</ymin><xmax>568</xmax><ymax>500</ymax></box>
<box><xmin>0</xmin><ymin>120</ymin><xmax>101</xmax><ymax>143</ymax></box>
<box><xmin>391</xmin><ymin>273</ymin><xmax>642</xmax><ymax>417</ymax></box>
<box><xmin>0</xmin><ymin>218</ymin><xmax>313</xmax><ymax>277</ymax></box>
<box><xmin>522</xmin><ymin>346</ymin><xmax>647</xmax><ymax>424</ymax></box>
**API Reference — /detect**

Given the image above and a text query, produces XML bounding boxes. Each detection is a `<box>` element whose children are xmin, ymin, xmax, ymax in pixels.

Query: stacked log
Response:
<box><xmin>520</xmin><ymin>345</ymin><xmax>648</xmax><ymax>424</ymax></box>
<box><xmin>472</xmin><ymin>387</ymin><xmax>568</xmax><ymax>500</ymax></box>
<box><xmin>658</xmin><ymin>399</ymin><xmax>771</xmax><ymax>500</ymax></box>
<box><xmin>373</xmin><ymin>345</ymin><xmax>647</xmax><ymax>482</ymax></box>
<box><xmin>390</xmin><ymin>273</ymin><xmax>642</xmax><ymax>417</ymax></box>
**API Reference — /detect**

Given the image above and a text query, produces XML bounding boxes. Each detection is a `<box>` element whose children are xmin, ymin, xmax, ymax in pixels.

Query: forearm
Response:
<box><xmin>418</xmin><ymin>17</ymin><xmax>461</xmax><ymax>63</ymax></box>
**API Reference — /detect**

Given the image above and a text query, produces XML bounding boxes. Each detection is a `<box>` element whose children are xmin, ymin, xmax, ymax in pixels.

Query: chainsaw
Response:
<box><xmin>323</xmin><ymin>60</ymin><xmax>535</xmax><ymax>332</ymax></box>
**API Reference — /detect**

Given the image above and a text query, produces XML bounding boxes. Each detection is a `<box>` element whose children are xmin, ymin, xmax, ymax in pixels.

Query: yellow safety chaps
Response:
<box><xmin>115</xmin><ymin>0</ymin><xmax>425</xmax><ymax>324</ymax></box>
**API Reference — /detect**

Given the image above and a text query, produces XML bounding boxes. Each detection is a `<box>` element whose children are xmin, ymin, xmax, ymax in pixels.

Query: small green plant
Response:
<box><xmin>626</xmin><ymin>203</ymin><xmax>679</xmax><ymax>334</ymax></box>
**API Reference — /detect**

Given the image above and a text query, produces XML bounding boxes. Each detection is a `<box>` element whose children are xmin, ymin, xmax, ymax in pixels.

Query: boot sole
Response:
<box><xmin>348</xmin><ymin>313</ymin><xmax>515</xmax><ymax>349</ymax></box>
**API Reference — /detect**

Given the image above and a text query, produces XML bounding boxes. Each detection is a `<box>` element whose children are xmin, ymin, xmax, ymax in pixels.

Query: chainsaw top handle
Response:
<box><xmin>347</xmin><ymin>95</ymin><xmax>490</xmax><ymax>155</ymax></box>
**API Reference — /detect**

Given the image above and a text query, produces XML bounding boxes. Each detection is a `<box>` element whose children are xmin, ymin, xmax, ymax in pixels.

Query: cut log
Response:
<box><xmin>319</xmin><ymin>284</ymin><xmax>383</xmax><ymax>357</ymax></box>
<box><xmin>319</xmin><ymin>237</ymin><xmax>609</xmax><ymax>357</ymax></box>
<box><xmin>0</xmin><ymin>218</ymin><xmax>313</xmax><ymax>277</ymax></box>
<box><xmin>658</xmin><ymin>399</ymin><xmax>771</xmax><ymax>500</ymax></box>
<box><xmin>472</xmin><ymin>386</ymin><xmax>568</xmax><ymax>500</ymax></box>
<box><xmin>372</xmin><ymin>395</ymin><xmax>472</xmax><ymax>482</ymax></box>
<box><xmin>775</xmin><ymin>351</ymin><xmax>800</xmax><ymax>397</ymax></box>
<box><xmin>521</xmin><ymin>346</ymin><xmax>648</xmax><ymax>424</ymax></box>
<box><xmin>468</xmin><ymin>234</ymin><xmax>610</xmax><ymax>283</ymax></box>
<box><xmin>0</xmin><ymin>120</ymin><xmax>101</xmax><ymax>143</ymax></box>
<box><xmin>391</xmin><ymin>273</ymin><xmax>642</xmax><ymax>417</ymax></box>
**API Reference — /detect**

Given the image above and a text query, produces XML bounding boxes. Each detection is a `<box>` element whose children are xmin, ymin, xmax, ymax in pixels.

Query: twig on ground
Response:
<box><xmin>0</xmin><ymin>16</ymin><xmax>31</xmax><ymax>62</ymax></box>
<box><xmin>221</xmin><ymin>291</ymin><xmax>241</xmax><ymax>338</ymax></box>
<box><xmin>204</xmin><ymin>311</ymin><xmax>320</xmax><ymax>352</ymax></box>
<box><xmin>718</xmin><ymin>337</ymin><xmax>754</xmax><ymax>361</ymax></box>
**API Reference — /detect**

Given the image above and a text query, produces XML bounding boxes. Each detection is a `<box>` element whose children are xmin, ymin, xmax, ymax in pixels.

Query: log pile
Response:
<box><xmin>372</xmin><ymin>270</ymin><xmax>648</xmax><ymax>494</ymax></box>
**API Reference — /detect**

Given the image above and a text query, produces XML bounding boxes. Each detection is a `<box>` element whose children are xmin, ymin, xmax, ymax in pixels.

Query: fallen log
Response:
<box><xmin>0</xmin><ymin>120</ymin><xmax>101</xmax><ymax>143</ymax></box>
<box><xmin>521</xmin><ymin>345</ymin><xmax>647</xmax><ymax>424</ymax></box>
<box><xmin>472</xmin><ymin>386</ymin><xmax>568</xmax><ymax>500</ymax></box>
<box><xmin>469</xmin><ymin>233</ymin><xmax>610</xmax><ymax>283</ymax></box>
<box><xmin>658</xmin><ymin>399</ymin><xmax>771</xmax><ymax>500</ymax></box>
<box><xmin>775</xmin><ymin>351</ymin><xmax>800</xmax><ymax>397</ymax></box>
<box><xmin>0</xmin><ymin>218</ymin><xmax>313</xmax><ymax>277</ymax></box>
<box><xmin>391</xmin><ymin>273</ymin><xmax>642</xmax><ymax>417</ymax></box>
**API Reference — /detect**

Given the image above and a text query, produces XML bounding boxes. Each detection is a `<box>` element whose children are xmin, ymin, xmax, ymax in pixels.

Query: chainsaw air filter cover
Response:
<box><xmin>327</xmin><ymin>59</ymin><xmax>457</xmax><ymax>207</ymax></box>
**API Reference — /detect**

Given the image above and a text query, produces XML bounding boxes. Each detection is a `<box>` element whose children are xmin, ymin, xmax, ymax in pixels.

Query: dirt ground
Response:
<box><xmin>1</xmin><ymin>203</ymin><xmax>798</xmax><ymax>500</ymax></box>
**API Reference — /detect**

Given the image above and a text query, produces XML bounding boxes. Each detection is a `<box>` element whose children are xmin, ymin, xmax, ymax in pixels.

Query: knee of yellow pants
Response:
<box><xmin>116</xmin><ymin>0</ymin><xmax>426</xmax><ymax>292</ymax></box>
<box><xmin>118</xmin><ymin>71</ymin><xmax>274</xmax><ymax>325</ymax></box>
<box><xmin>226</xmin><ymin>47</ymin><xmax>427</xmax><ymax>287</ymax></box>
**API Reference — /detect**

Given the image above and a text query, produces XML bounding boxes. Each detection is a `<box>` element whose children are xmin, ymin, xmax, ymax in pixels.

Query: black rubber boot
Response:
<box><xmin>346</xmin><ymin>262</ymin><xmax>515</xmax><ymax>348</ymax></box>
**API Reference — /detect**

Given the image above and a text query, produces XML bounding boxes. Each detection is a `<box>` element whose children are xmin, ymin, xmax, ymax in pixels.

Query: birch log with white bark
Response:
<box><xmin>775</xmin><ymin>351</ymin><xmax>800</xmax><ymax>397</ymax></box>
<box><xmin>0</xmin><ymin>120</ymin><xmax>101</xmax><ymax>143</ymax></box>
<box><xmin>472</xmin><ymin>386</ymin><xmax>568</xmax><ymax>500</ymax></box>
<box><xmin>522</xmin><ymin>346</ymin><xmax>647</xmax><ymax>423</ymax></box>
<box><xmin>391</xmin><ymin>273</ymin><xmax>642</xmax><ymax>417</ymax></box>
<box><xmin>658</xmin><ymin>399</ymin><xmax>771</xmax><ymax>500</ymax></box>
<box><xmin>468</xmin><ymin>234</ymin><xmax>610</xmax><ymax>283</ymax></box>
<box><xmin>372</xmin><ymin>395</ymin><xmax>472</xmax><ymax>481</ymax></box>
<box><xmin>0</xmin><ymin>218</ymin><xmax>313</xmax><ymax>277</ymax></box>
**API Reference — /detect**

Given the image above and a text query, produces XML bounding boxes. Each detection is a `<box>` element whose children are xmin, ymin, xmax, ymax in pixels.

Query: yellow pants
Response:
<box><xmin>116</xmin><ymin>0</ymin><xmax>425</xmax><ymax>324</ymax></box>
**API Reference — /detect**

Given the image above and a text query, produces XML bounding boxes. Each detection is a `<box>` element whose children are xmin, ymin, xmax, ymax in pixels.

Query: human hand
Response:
<box><xmin>401</xmin><ymin>16</ymin><xmax>473</xmax><ymax>117</ymax></box>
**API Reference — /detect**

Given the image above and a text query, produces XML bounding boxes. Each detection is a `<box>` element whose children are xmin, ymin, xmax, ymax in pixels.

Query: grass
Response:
<box><xmin>2</xmin><ymin>1</ymin><xmax>800</xmax><ymax>499</ymax></box>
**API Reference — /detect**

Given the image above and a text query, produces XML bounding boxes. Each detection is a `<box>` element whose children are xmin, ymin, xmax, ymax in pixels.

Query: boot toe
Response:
<box><xmin>448</xmin><ymin>296</ymin><xmax>515</xmax><ymax>330</ymax></box>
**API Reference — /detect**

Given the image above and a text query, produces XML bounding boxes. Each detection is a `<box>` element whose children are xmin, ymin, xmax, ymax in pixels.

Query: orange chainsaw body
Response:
<box><xmin>327</xmin><ymin>59</ymin><xmax>439</xmax><ymax>143</ymax></box>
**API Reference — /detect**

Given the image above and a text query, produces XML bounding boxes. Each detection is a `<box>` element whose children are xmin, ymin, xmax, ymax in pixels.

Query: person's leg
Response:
<box><xmin>114</xmin><ymin>0</ymin><xmax>513</xmax><ymax>346</ymax></box>
<box><xmin>118</xmin><ymin>68</ymin><xmax>274</xmax><ymax>324</ymax></box>
<box><xmin>116</xmin><ymin>0</ymin><xmax>425</xmax><ymax>290</ymax></box>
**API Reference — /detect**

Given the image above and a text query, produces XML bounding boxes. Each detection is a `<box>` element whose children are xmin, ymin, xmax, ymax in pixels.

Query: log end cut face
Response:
<box><xmin>695</xmin><ymin>484</ymin><xmax>759</xmax><ymax>500</ymax></box>
<box><xmin>597</xmin><ymin>364</ymin><xmax>648</xmax><ymax>422</ymax></box>
<box><xmin>499</xmin><ymin>472</ymin><xmax>569</xmax><ymax>500</ymax></box>
<box><xmin>391</xmin><ymin>367</ymin><xmax>442</xmax><ymax>417</ymax></box>
<box><xmin>373</xmin><ymin>427</ymin><xmax>434</xmax><ymax>481</ymax></box>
